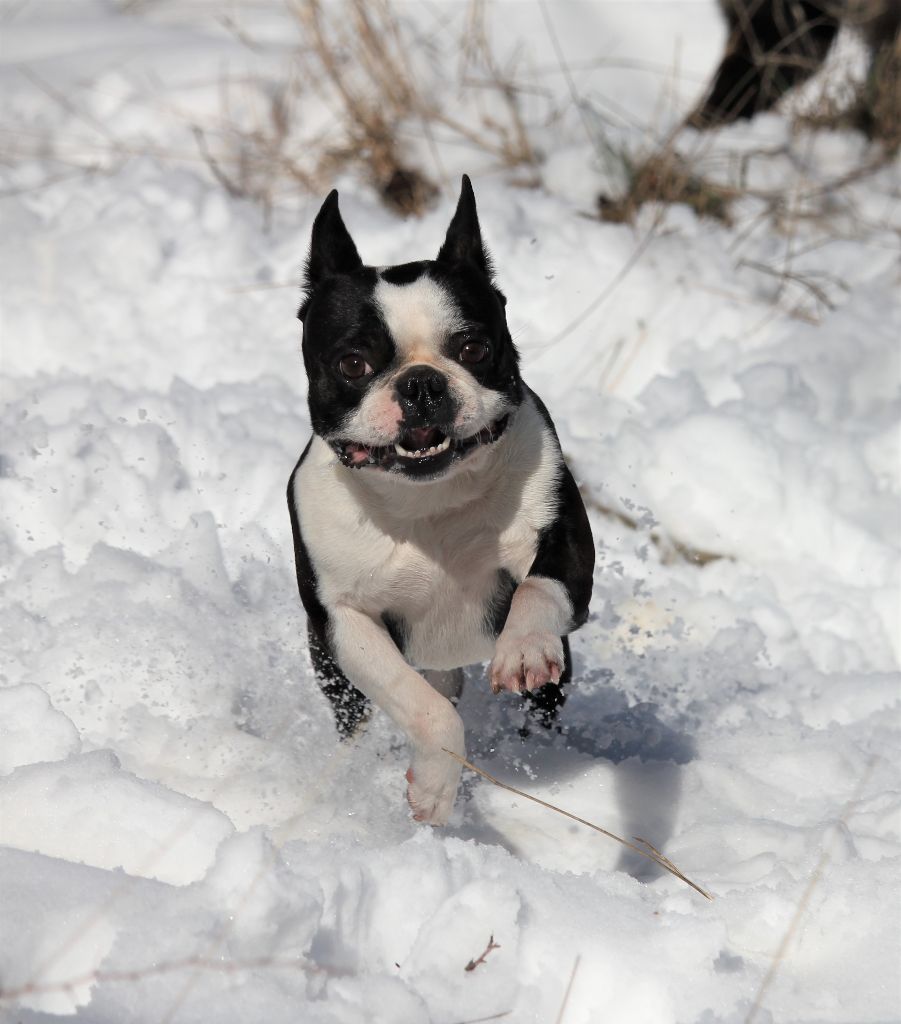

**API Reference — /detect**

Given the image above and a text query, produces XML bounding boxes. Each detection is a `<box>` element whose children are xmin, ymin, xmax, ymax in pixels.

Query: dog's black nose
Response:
<box><xmin>395</xmin><ymin>365</ymin><xmax>451</xmax><ymax>423</ymax></box>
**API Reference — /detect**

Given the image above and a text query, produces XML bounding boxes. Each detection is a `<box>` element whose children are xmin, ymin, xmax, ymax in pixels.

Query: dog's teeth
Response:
<box><xmin>394</xmin><ymin>435</ymin><xmax>451</xmax><ymax>459</ymax></box>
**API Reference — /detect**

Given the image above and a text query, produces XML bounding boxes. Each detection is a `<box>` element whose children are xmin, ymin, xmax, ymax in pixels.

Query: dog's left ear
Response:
<box><xmin>299</xmin><ymin>190</ymin><xmax>363</xmax><ymax>320</ymax></box>
<box><xmin>436</xmin><ymin>175</ymin><xmax>494</xmax><ymax>280</ymax></box>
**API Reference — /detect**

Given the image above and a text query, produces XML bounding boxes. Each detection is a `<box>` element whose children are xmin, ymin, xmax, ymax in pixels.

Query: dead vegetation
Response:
<box><xmin>193</xmin><ymin>0</ymin><xmax>541</xmax><ymax>219</ymax></box>
<box><xmin>685</xmin><ymin>0</ymin><xmax>900</xmax><ymax>144</ymax></box>
<box><xmin>16</xmin><ymin>0</ymin><xmax>892</xmax><ymax>231</ymax></box>
<box><xmin>598</xmin><ymin>149</ymin><xmax>737</xmax><ymax>225</ymax></box>
<box><xmin>794</xmin><ymin>39</ymin><xmax>901</xmax><ymax>151</ymax></box>
<box><xmin>598</xmin><ymin>1</ymin><xmax>899</xmax><ymax>227</ymax></box>
<box><xmin>464</xmin><ymin>934</ymin><xmax>501</xmax><ymax>972</ymax></box>
<box><xmin>444</xmin><ymin>748</ymin><xmax>713</xmax><ymax>900</ymax></box>
<box><xmin>577</xmin><ymin>483</ymin><xmax>728</xmax><ymax>568</ymax></box>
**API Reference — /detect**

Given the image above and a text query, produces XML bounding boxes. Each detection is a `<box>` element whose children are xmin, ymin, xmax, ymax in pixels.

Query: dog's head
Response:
<box><xmin>298</xmin><ymin>176</ymin><xmax>522</xmax><ymax>481</ymax></box>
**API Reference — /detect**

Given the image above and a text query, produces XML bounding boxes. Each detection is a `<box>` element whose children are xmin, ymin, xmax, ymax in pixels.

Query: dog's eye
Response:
<box><xmin>338</xmin><ymin>355</ymin><xmax>372</xmax><ymax>380</ymax></box>
<box><xmin>459</xmin><ymin>340</ymin><xmax>489</xmax><ymax>365</ymax></box>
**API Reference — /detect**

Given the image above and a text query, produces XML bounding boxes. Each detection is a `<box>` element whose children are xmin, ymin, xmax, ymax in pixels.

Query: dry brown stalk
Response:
<box><xmin>445</xmin><ymin>1012</ymin><xmax>512</xmax><ymax>1024</ymax></box>
<box><xmin>284</xmin><ymin>0</ymin><xmax>542</xmax><ymax>211</ymax></box>
<box><xmin>443</xmin><ymin>749</ymin><xmax>713</xmax><ymax>900</ymax></box>
<box><xmin>744</xmin><ymin>757</ymin><xmax>880</xmax><ymax>1024</ymax></box>
<box><xmin>576</xmin><ymin>483</ymin><xmax>726</xmax><ymax>567</ymax></box>
<box><xmin>554</xmin><ymin>955</ymin><xmax>581</xmax><ymax>1024</ymax></box>
<box><xmin>737</xmin><ymin>256</ymin><xmax>846</xmax><ymax>312</ymax></box>
<box><xmin>464</xmin><ymin>934</ymin><xmax>501</xmax><ymax>972</ymax></box>
<box><xmin>599</xmin><ymin>149</ymin><xmax>737</xmax><ymax>225</ymax></box>
<box><xmin>0</xmin><ymin>953</ymin><xmax>351</xmax><ymax>1005</ymax></box>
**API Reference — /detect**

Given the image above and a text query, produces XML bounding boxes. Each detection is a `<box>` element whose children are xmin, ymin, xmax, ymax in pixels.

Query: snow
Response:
<box><xmin>1</xmin><ymin>1</ymin><xmax>899</xmax><ymax>1022</ymax></box>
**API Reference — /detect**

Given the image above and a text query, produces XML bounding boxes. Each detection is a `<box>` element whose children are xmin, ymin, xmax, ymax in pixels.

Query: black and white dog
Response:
<box><xmin>288</xmin><ymin>177</ymin><xmax>594</xmax><ymax>824</ymax></box>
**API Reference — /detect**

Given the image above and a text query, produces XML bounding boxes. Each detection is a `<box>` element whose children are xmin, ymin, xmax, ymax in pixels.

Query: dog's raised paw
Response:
<box><xmin>489</xmin><ymin>631</ymin><xmax>564</xmax><ymax>694</ymax></box>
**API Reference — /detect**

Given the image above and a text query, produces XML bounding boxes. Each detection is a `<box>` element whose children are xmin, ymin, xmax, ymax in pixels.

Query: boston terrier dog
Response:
<box><xmin>288</xmin><ymin>176</ymin><xmax>594</xmax><ymax>825</ymax></box>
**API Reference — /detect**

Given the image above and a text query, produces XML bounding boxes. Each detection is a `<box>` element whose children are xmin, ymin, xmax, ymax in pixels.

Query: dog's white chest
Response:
<box><xmin>293</xmin><ymin>398</ymin><xmax>560</xmax><ymax>671</ymax></box>
<box><xmin>371</xmin><ymin>512</ymin><xmax>545</xmax><ymax>668</ymax></box>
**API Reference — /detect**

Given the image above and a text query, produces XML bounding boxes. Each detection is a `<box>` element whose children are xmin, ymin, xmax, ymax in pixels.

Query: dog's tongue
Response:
<box><xmin>407</xmin><ymin>426</ymin><xmax>440</xmax><ymax>449</ymax></box>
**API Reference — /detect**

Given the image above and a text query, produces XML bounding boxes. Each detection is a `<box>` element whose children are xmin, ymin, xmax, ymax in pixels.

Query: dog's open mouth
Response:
<box><xmin>332</xmin><ymin>416</ymin><xmax>509</xmax><ymax>476</ymax></box>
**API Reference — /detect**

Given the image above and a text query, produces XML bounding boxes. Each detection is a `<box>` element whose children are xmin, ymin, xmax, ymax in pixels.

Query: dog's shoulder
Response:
<box><xmin>289</xmin><ymin>434</ymin><xmax>397</xmax><ymax>578</ymax></box>
<box><xmin>286</xmin><ymin>436</ymin><xmax>329</xmax><ymax>626</ymax></box>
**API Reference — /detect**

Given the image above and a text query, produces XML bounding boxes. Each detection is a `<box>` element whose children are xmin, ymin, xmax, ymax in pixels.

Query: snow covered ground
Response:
<box><xmin>1</xmin><ymin>2</ymin><xmax>899</xmax><ymax>1022</ymax></box>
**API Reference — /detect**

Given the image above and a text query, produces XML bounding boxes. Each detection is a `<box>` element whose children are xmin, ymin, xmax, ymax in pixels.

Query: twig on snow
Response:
<box><xmin>554</xmin><ymin>955</ymin><xmax>581</xmax><ymax>1024</ymax></box>
<box><xmin>0</xmin><ymin>953</ymin><xmax>351</xmax><ymax>1004</ymax></box>
<box><xmin>443</xmin><ymin>749</ymin><xmax>712</xmax><ymax>900</ymax></box>
<box><xmin>444</xmin><ymin>1012</ymin><xmax>512</xmax><ymax>1024</ymax></box>
<box><xmin>744</xmin><ymin>757</ymin><xmax>880</xmax><ymax>1024</ymax></box>
<box><xmin>464</xmin><ymin>934</ymin><xmax>501</xmax><ymax>972</ymax></box>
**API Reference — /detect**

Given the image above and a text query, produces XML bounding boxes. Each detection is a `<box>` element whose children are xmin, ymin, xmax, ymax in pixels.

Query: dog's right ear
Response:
<box><xmin>299</xmin><ymin>191</ymin><xmax>363</xmax><ymax>320</ymax></box>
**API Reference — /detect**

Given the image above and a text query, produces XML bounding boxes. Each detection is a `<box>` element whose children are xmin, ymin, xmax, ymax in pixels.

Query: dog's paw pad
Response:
<box><xmin>489</xmin><ymin>631</ymin><xmax>564</xmax><ymax>694</ymax></box>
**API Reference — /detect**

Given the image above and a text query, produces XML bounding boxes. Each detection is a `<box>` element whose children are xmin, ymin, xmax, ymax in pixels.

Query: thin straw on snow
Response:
<box><xmin>744</xmin><ymin>756</ymin><xmax>880</xmax><ymax>1024</ymax></box>
<box><xmin>554</xmin><ymin>955</ymin><xmax>581</xmax><ymax>1024</ymax></box>
<box><xmin>443</xmin><ymin>749</ymin><xmax>713</xmax><ymax>900</ymax></box>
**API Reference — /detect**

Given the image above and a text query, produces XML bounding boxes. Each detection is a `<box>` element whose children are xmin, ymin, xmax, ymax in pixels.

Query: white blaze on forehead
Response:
<box><xmin>374</xmin><ymin>274</ymin><xmax>463</xmax><ymax>359</ymax></box>
<box><xmin>335</xmin><ymin>270</ymin><xmax>509</xmax><ymax>446</ymax></box>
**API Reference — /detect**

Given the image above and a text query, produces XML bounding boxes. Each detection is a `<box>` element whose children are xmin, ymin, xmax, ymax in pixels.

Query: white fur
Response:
<box><xmin>488</xmin><ymin>577</ymin><xmax>572</xmax><ymax>694</ymax></box>
<box><xmin>332</xmin><ymin>274</ymin><xmax>511</xmax><ymax>446</ymax></box>
<box><xmin>374</xmin><ymin>275</ymin><xmax>463</xmax><ymax>355</ymax></box>
<box><xmin>292</xmin><ymin>393</ymin><xmax>564</xmax><ymax>823</ymax></box>
<box><xmin>328</xmin><ymin>602</ymin><xmax>465</xmax><ymax>824</ymax></box>
<box><xmin>295</xmin><ymin>395</ymin><xmax>561</xmax><ymax>669</ymax></box>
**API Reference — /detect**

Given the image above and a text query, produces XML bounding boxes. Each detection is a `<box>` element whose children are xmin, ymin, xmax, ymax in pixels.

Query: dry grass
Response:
<box><xmin>795</xmin><ymin>42</ymin><xmax>901</xmax><ymax>152</ymax></box>
<box><xmin>289</xmin><ymin>0</ymin><xmax>439</xmax><ymax>215</ymax></box>
<box><xmin>554</xmin><ymin>956</ymin><xmax>581</xmax><ymax>1024</ymax></box>
<box><xmin>598</xmin><ymin>148</ymin><xmax>737</xmax><ymax>225</ymax></box>
<box><xmin>578</xmin><ymin>483</ymin><xmax>728</xmax><ymax>568</ymax></box>
<box><xmin>444</xmin><ymin>748</ymin><xmax>713</xmax><ymax>900</ymax></box>
<box><xmin>744</xmin><ymin>757</ymin><xmax>880</xmax><ymax>1024</ymax></box>
<box><xmin>296</xmin><ymin>0</ymin><xmax>543</xmax><ymax>205</ymax></box>
<box><xmin>598</xmin><ymin>1</ymin><xmax>900</xmax><ymax>227</ymax></box>
<box><xmin>194</xmin><ymin>0</ymin><xmax>542</xmax><ymax>218</ymax></box>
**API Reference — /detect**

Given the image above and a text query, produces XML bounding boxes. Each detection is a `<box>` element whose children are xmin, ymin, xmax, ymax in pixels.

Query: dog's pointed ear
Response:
<box><xmin>436</xmin><ymin>175</ymin><xmax>493</xmax><ymax>278</ymax></box>
<box><xmin>299</xmin><ymin>191</ymin><xmax>363</xmax><ymax>320</ymax></box>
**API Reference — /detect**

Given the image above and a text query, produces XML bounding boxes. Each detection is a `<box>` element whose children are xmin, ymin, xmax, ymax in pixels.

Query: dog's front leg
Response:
<box><xmin>489</xmin><ymin>577</ymin><xmax>573</xmax><ymax>693</ymax></box>
<box><xmin>490</xmin><ymin>461</ymin><xmax>594</xmax><ymax>694</ymax></box>
<box><xmin>331</xmin><ymin>604</ymin><xmax>465</xmax><ymax>825</ymax></box>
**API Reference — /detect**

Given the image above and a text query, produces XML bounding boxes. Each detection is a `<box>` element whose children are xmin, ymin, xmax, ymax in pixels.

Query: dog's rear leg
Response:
<box><xmin>523</xmin><ymin>634</ymin><xmax>571</xmax><ymax>731</ymax></box>
<box><xmin>422</xmin><ymin>667</ymin><xmax>465</xmax><ymax>704</ymax></box>
<box><xmin>308</xmin><ymin>621</ymin><xmax>370</xmax><ymax>737</ymax></box>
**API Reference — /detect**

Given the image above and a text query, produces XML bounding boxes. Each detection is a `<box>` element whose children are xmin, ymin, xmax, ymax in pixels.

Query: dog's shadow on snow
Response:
<box><xmin>449</xmin><ymin>660</ymin><xmax>696</xmax><ymax>884</ymax></box>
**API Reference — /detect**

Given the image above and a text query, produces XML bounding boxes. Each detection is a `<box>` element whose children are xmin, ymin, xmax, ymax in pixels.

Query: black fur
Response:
<box><xmin>379</xmin><ymin>261</ymin><xmax>430</xmax><ymax>286</ymax></box>
<box><xmin>381</xmin><ymin>611</ymin><xmax>409</xmax><ymax>656</ymax></box>
<box><xmin>524</xmin><ymin>385</ymin><xmax>594</xmax><ymax>631</ymax></box>
<box><xmin>523</xmin><ymin>634</ymin><xmax>572</xmax><ymax>732</ymax></box>
<box><xmin>289</xmin><ymin>177</ymin><xmax>594</xmax><ymax>743</ymax></box>
<box><xmin>693</xmin><ymin>0</ymin><xmax>900</xmax><ymax>126</ymax></box>
<box><xmin>436</xmin><ymin>174</ymin><xmax>494</xmax><ymax>279</ymax></box>
<box><xmin>298</xmin><ymin>178</ymin><xmax>521</xmax><ymax>446</ymax></box>
<box><xmin>299</xmin><ymin>190</ymin><xmax>364</xmax><ymax>319</ymax></box>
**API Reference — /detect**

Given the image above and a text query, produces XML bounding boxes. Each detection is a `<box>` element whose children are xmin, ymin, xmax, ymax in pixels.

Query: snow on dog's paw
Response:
<box><xmin>405</xmin><ymin>755</ymin><xmax>461</xmax><ymax>826</ymax></box>
<box><xmin>489</xmin><ymin>631</ymin><xmax>564</xmax><ymax>694</ymax></box>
